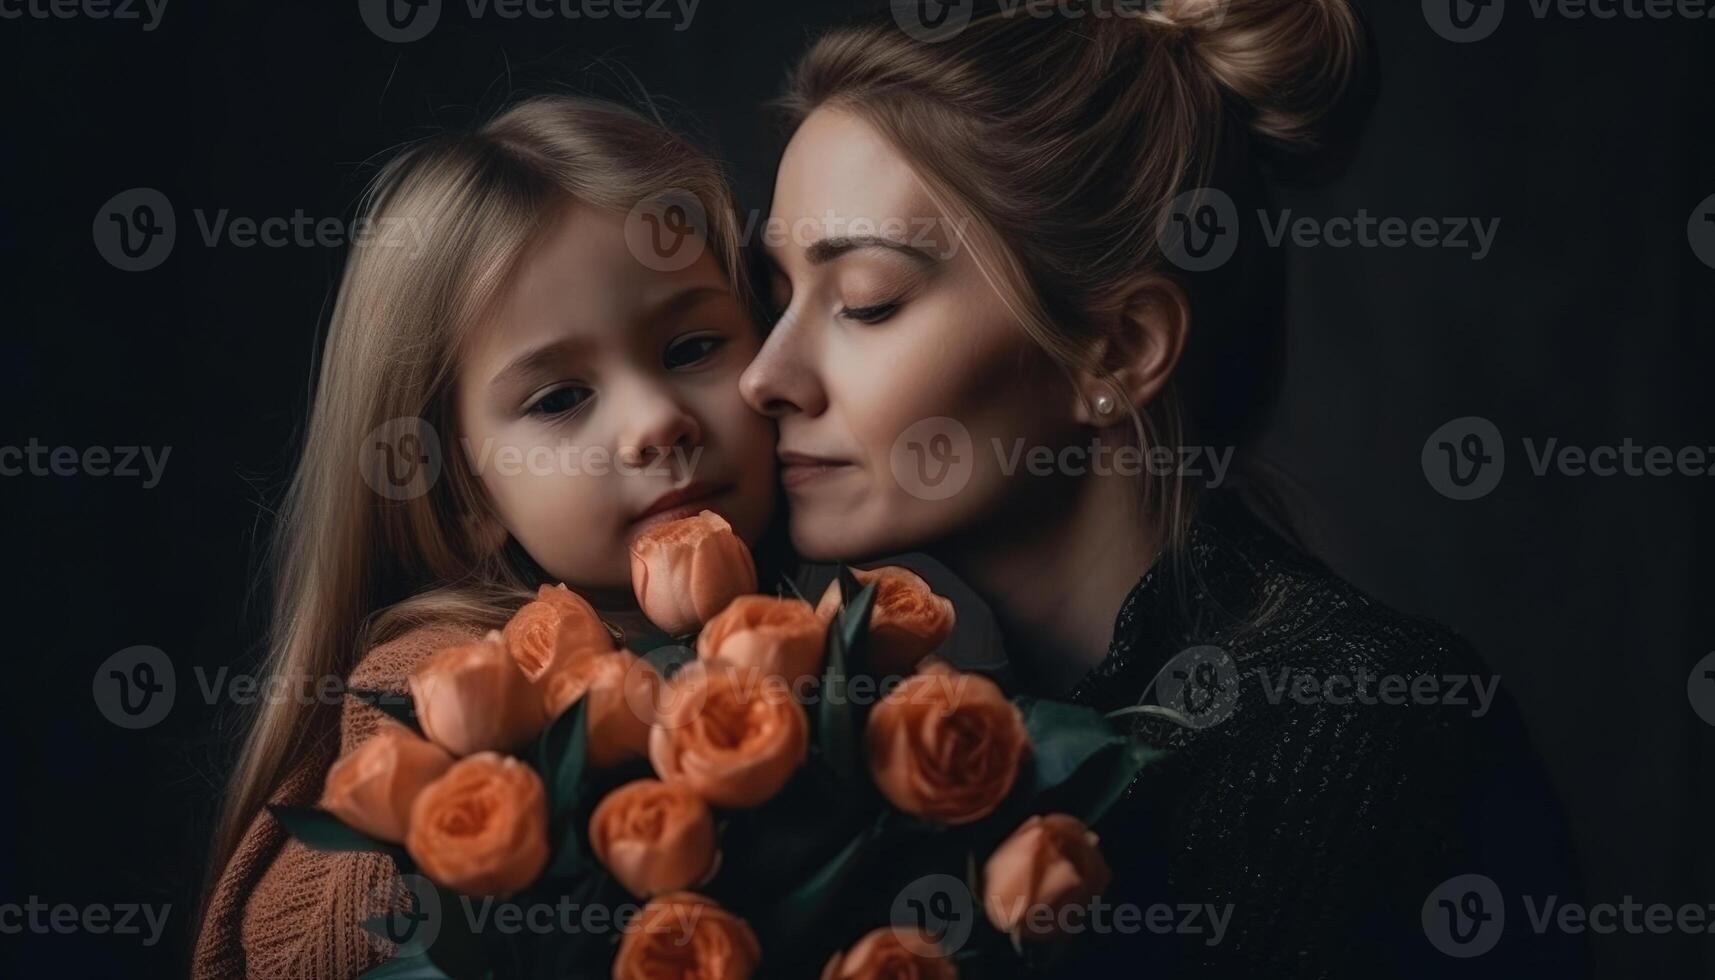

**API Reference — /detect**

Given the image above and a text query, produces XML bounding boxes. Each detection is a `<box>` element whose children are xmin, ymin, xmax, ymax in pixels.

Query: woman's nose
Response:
<box><xmin>740</xmin><ymin>313</ymin><xmax>827</xmax><ymax>418</ymax></box>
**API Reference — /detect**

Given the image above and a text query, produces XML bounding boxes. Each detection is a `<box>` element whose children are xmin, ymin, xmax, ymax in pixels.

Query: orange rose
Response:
<box><xmin>502</xmin><ymin>584</ymin><xmax>614</xmax><ymax>682</ymax></box>
<box><xmin>820</xmin><ymin>926</ymin><xmax>957</xmax><ymax>980</ymax></box>
<box><xmin>649</xmin><ymin>662</ymin><xmax>808</xmax><ymax>809</ymax></box>
<box><xmin>614</xmin><ymin>891</ymin><xmax>760</xmax><ymax>980</ymax></box>
<box><xmin>865</xmin><ymin>661</ymin><xmax>1028</xmax><ymax>825</ymax></box>
<box><xmin>629</xmin><ymin>510</ymin><xmax>757</xmax><ymax>635</ymax></box>
<box><xmin>816</xmin><ymin>566</ymin><xmax>955</xmax><ymax>678</ymax></box>
<box><xmin>590</xmin><ymin>778</ymin><xmax>718</xmax><ymax>898</ymax></box>
<box><xmin>697</xmin><ymin>595</ymin><xmax>826</xmax><ymax>686</ymax></box>
<box><xmin>982</xmin><ymin>813</ymin><xmax>1112</xmax><ymax>941</ymax></box>
<box><xmin>320</xmin><ymin>724</ymin><xmax>454</xmax><ymax>843</ymax></box>
<box><xmin>540</xmin><ymin>649</ymin><xmax>659</xmax><ymax>768</ymax></box>
<box><xmin>405</xmin><ymin>752</ymin><xmax>549</xmax><ymax>896</ymax></box>
<box><xmin>409</xmin><ymin>632</ymin><xmax>546</xmax><ymax>757</ymax></box>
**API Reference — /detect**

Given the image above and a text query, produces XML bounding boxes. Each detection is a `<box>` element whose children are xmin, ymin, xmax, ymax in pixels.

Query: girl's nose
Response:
<box><xmin>618</xmin><ymin>388</ymin><xmax>703</xmax><ymax>470</ymax></box>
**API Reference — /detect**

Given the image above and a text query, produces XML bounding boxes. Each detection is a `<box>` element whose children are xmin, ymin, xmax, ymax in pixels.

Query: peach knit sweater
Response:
<box><xmin>192</xmin><ymin>622</ymin><xmax>482</xmax><ymax>980</ymax></box>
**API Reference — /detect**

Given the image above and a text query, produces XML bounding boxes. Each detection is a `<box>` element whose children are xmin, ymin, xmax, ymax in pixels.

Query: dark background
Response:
<box><xmin>2</xmin><ymin>1</ymin><xmax>1710</xmax><ymax>976</ymax></box>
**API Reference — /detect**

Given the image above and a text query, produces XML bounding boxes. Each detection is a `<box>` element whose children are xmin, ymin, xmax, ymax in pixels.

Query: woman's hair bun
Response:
<box><xmin>1140</xmin><ymin>0</ymin><xmax>1363</xmax><ymax>146</ymax></box>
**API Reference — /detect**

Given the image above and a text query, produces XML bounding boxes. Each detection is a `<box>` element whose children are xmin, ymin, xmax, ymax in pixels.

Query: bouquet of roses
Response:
<box><xmin>272</xmin><ymin>511</ymin><xmax>1164</xmax><ymax>979</ymax></box>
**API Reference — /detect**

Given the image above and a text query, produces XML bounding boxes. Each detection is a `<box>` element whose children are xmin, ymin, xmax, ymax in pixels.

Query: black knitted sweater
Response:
<box><xmin>1045</xmin><ymin>494</ymin><xmax>1584</xmax><ymax>978</ymax></box>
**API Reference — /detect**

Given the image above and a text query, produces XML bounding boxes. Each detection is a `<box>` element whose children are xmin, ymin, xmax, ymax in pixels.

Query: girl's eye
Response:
<box><xmin>664</xmin><ymin>333</ymin><xmax>726</xmax><ymax>370</ymax></box>
<box><xmin>838</xmin><ymin>300</ymin><xmax>901</xmax><ymax>325</ymax></box>
<box><xmin>525</xmin><ymin>385</ymin><xmax>592</xmax><ymax>418</ymax></box>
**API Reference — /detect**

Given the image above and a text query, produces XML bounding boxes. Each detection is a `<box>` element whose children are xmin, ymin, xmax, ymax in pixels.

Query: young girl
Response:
<box><xmin>192</xmin><ymin>96</ymin><xmax>778</xmax><ymax>978</ymax></box>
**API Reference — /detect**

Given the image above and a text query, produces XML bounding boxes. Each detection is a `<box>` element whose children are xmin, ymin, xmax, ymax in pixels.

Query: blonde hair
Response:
<box><xmin>202</xmin><ymin>95</ymin><xmax>746</xmax><ymax>923</ymax></box>
<box><xmin>781</xmin><ymin>0</ymin><xmax>1361</xmax><ymax>553</ymax></box>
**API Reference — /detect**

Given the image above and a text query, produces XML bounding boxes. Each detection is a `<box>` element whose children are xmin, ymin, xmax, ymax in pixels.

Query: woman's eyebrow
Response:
<box><xmin>804</xmin><ymin>234</ymin><xmax>938</xmax><ymax>267</ymax></box>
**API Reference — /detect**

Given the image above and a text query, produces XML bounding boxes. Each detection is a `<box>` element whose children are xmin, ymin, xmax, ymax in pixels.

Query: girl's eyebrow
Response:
<box><xmin>489</xmin><ymin>284</ymin><xmax>732</xmax><ymax>389</ymax></box>
<box><xmin>489</xmin><ymin>336</ymin><xmax>592</xmax><ymax>390</ymax></box>
<box><xmin>641</xmin><ymin>284</ymin><xmax>732</xmax><ymax>327</ymax></box>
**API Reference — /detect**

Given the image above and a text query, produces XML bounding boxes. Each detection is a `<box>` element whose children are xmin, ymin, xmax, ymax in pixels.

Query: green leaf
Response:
<box><xmin>834</xmin><ymin>579</ymin><xmax>878</xmax><ymax>664</ymax></box>
<box><xmin>641</xmin><ymin>642</ymin><xmax>697</xmax><ymax>679</ymax></box>
<box><xmin>622</xmin><ymin>622</ymin><xmax>688</xmax><ymax>655</ymax></box>
<box><xmin>763</xmin><ymin>811</ymin><xmax>890</xmax><ymax>954</ymax></box>
<box><xmin>351</xmin><ymin>688</ymin><xmax>421</xmax><ymax>734</ymax></box>
<box><xmin>358</xmin><ymin>953</ymin><xmax>455</xmax><ymax>980</ymax></box>
<box><xmin>1080</xmin><ymin>739</ymin><xmax>1167</xmax><ymax>827</ymax></box>
<box><xmin>816</xmin><ymin>581</ymin><xmax>875</xmax><ymax>788</ymax></box>
<box><xmin>1016</xmin><ymin>697</ymin><xmax>1126</xmax><ymax>795</ymax></box>
<box><xmin>536</xmin><ymin>699</ymin><xmax>590</xmax><ymax>822</ymax></box>
<box><xmin>268</xmin><ymin>804</ymin><xmax>404</xmax><ymax>859</ymax></box>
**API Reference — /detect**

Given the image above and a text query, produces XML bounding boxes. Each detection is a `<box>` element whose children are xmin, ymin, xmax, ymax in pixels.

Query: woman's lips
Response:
<box><xmin>778</xmin><ymin>451</ymin><xmax>853</xmax><ymax>490</ymax></box>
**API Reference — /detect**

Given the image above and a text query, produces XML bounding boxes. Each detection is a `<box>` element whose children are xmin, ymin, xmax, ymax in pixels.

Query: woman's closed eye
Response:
<box><xmin>838</xmin><ymin>298</ymin><xmax>902</xmax><ymax>324</ymax></box>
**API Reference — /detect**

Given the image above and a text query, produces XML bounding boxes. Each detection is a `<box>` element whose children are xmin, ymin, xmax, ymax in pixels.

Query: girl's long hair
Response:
<box><xmin>200</xmin><ymin>94</ymin><xmax>748</xmax><ymax>930</ymax></box>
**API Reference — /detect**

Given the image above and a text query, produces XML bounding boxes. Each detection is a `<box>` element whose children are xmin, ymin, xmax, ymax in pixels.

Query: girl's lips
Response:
<box><xmin>632</xmin><ymin>482</ymin><xmax>728</xmax><ymax>531</ymax></box>
<box><xmin>632</xmin><ymin>499</ymin><xmax>725</xmax><ymax>533</ymax></box>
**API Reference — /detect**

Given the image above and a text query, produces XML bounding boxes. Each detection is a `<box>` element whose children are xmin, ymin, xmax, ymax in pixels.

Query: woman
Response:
<box><xmin>742</xmin><ymin>1</ymin><xmax>1580</xmax><ymax>974</ymax></box>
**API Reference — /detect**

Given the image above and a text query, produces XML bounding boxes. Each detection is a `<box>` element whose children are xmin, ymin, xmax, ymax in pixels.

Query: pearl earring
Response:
<box><xmin>1093</xmin><ymin>392</ymin><xmax>1116</xmax><ymax>416</ymax></box>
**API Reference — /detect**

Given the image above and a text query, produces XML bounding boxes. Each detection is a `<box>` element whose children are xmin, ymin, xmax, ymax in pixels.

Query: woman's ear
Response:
<box><xmin>1070</xmin><ymin>276</ymin><xmax>1190</xmax><ymax>425</ymax></box>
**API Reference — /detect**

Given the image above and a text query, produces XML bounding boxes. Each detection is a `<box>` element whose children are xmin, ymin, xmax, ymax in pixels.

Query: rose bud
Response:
<box><xmin>409</xmin><ymin>632</ymin><xmax>546</xmax><ymax>757</ymax></box>
<box><xmin>320</xmin><ymin>724</ymin><xmax>454</xmax><ymax>843</ymax></box>
<box><xmin>697</xmin><ymin>595</ymin><xmax>826</xmax><ymax>687</ymax></box>
<box><xmin>590</xmin><ymin>778</ymin><xmax>718</xmax><ymax>898</ymax></box>
<box><xmin>614</xmin><ymin>891</ymin><xmax>760</xmax><ymax>980</ymax></box>
<box><xmin>502</xmin><ymin>583</ymin><xmax>614</xmax><ymax>682</ymax></box>
<box><xmin>629</xmin><ymin>510</ymin><xmax>757</xmax><ymax>636</ymax></box>
<box><xmin>865</xmin><ymin>662</ymin><xmax>1028</xmax><ymax>825</ymax></box>
<box><xmin>815</xmin><ymin>566</ymin><xmax>955</xmax><ymax>678</ymax></box>
<box><xmin>820</xmin><ymin>926</ymin><xmax>958</xmax><ymax>980</ymax></box>
<box><xmin>405</xmin><ymin>752</ymin><xmax>549</xmax><ymax>896</ymax></box>
<box><xmin>649</xmin><ymin>662</ymin><xmax>808</xmax><ymax>809</ymax></box>
<box><xmin>540</xmin><ymin>649</ymin><xmax>660</xmax><ymax>769</ymax></box>
<box><xmin>982</xmin><ymin>813</ymin><xmax>1112</xmax><ymax>941</ymax></box>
